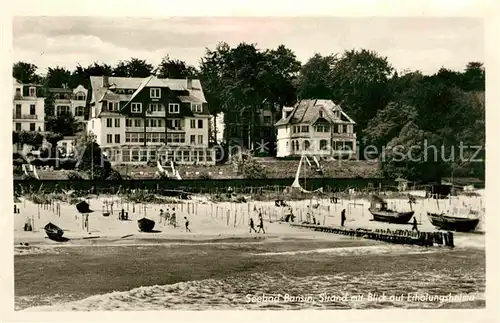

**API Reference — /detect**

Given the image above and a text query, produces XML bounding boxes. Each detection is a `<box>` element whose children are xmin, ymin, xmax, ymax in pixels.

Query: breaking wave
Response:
<box><xmin>21</xmin><ymin>271</ymin><xmax>484</xmax><ymax>311</ymax></box>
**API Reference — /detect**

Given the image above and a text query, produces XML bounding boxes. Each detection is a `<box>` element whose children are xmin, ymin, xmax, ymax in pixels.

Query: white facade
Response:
<box><xmin>13</xmin><ymin>78</ymin><xmax>45</xmax><ymax>132</ymax></box>
<box><xmin>53</xmin><ymin>84</ymin><xmax>87</xmax><ymax>121</ymax></box>
<box><xmin>87</xmin><ymin>76</ymin><xmax>215</xmax><ymax>165</ymax></box>
<box><xmin>275</xmin><ymin>100</ymin><xmax>357</xmax><ymax>159</ymax></box>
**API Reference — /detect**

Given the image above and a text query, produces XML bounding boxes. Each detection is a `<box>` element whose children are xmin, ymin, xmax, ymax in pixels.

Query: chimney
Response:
<box><xmin>187</xmin><ymin>78</ymin><xmax>193</xmax><ymax>90</ymax></box>
<box><xmin>103</xmin><ymin>75</ymin><xmax>109</xmax><ymax>88</ymax></box>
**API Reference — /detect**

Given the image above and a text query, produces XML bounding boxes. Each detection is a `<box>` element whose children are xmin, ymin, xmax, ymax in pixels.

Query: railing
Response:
<box><xmin>13</xmin><ymin>114</ymin><xmax>38</xmax><ymax>120</ymax></box>
<box><xmin>145</xmin><ymin>110</ymin><xmax>166</xmax><ymax>117</ymax></box>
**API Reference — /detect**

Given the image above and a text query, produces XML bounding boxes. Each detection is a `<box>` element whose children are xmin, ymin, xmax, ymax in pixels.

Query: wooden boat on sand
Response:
<box><xmin>137</xmin><ymin>217</ymin><xmax>155</xmax><ymax>232</ymax></box>
<box><xmin>44</xmin><ymin>222</ymin><xmax>64</xmax><ymax>241</ymax></box>
<box><xmin>427</xmin><ymin>212</ymin><xmax>480</xmax><ymax>232</ymax></box>
<box><xmin>368</xmin><ymin>195</ymin><xmax>415</xmax><ymax>224</ymax></box>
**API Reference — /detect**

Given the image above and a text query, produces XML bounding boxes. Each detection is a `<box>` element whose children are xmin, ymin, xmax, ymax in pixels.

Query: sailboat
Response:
<box><xmin>368</xmin><ymin>195</ymin><xmax>414</xmax><ymax>224</ymax></box>
<box><xmin>290</xmin><ymin>153</ymin><xmax>323</xmax><ymax>193</ymax></box>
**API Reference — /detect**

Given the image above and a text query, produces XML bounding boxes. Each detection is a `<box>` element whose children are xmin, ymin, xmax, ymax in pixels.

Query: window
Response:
<box><xmin>140</xmin><ymin>150</ymin><xmax>148</xmax><ymax>162</ymax></box>
<box><xmin>122</xmin><ymin>149</ymin><xmax>130</xmax><ymax>162</ymax></box>
<box><xmin>75</xmin><ymin>106</ymin><xmax>85</xmax><ymax>116</ymax></box>
<box><xmin>15</xmin><ymin>88</ymin><xmax>21</xmax><ymax>96</ymax></box>
<box><xmin>76</xmin><ymin>92</ymin><xmax>86</xmax><ymax>101</ymax></box>
<box><xmin>108</xmin><ymin>102</ymin><xmax>119</xmax><ymax>111</ymax></box>
<box><xmin>106</xmin><ymin>118</ymin><xmax>113</xmax><ymax>128</ymax></box>
<box><xmin>190</xmin><ymin>135</ymin><xmax>196</xmax><ymax>144</ymax></box>
<box><xmin>15</xmin><ymin>123</ymin><xmax>21</xmax><ymax>131</ymax></box>
<box><xmin>167</xmin><ymin>119</ymin><xmax>181</xmax><ymax>130</ymax></box>
<box><xmin>301</xmin><ymin>125</ymin><xmax>309</xmax><ymax>133</ymax></box>
<box><xmin>126</xmin><ymin>119</ymin><xmax>132</xmax><ymax>127</ymax></box>
<box><xmin>304</xmin><ymin>140</ymin><xmax>310</xmax><ymax>150</ymax></box>
<box><xmin>148</xmin><ymin>104</ymin><xmax>165</xmax><ymax>113</ymax></box>
<box><xmin>56</xmin><ymin>106</ymin><xmax>70</xmax><ymax>116</ymax></box>
<box><xmin>115</xmin><ymin>134</ymin><xmax>120</xmax><ymax>144</ymax></box>
<box><xmin>30</xmin><ymin>105</ymin><xmax>36</xmax><ymax>115</ymax></box>
<box><xmin>206</xmin><ymin>150</ymin><xmax>213</xmax><ymax>162</ymax></box>
<box><xmin>147</xmin><ymin>119</ymin><xmax>158</xmax><ymax>127</ymax></box>
<box><xmin>191</xmin><ymin>103</ymin><xmax>202</xmax><ymax>113</ymax></box>
<box><xmin>263</xmin><ymin>116</ymin><xmax>271</xmax><ymax>124</ymax></box>
<box><xmin>168</xmin><ymin>103</ymin><xmax>180</xmax><ymax>113</ymax></box>
<box><xmin>338</xmin><ymin>125</ymin><xmax>344</xmax><ymax>133</ymax></box>
<box><xmin>197</xmin><ymin>119</ymin><xmax>203</xmax><ymax>129</ymax></box>
<box><xmin>158</xmin><ymin>119</ymin><xmax>164</xmax><ymax>127</ymax></box>
<box><xmin>166</xmin><ymin>133</ymin><xmax>185</xmax><ymax>143</ymax></box>
<box><xmin>29</xmin><ymin>87</ymin><xmax>36</xmax><ymax>97</ymax></box>
<box><xmin>316</xmin><ymin>124</ymin><xmax>330</xmax><ymax>132</ymax></box>
<box><xmin>319</xmin><ymin>111</ymin><xmax>323</xmax><ymax>118</ymax></box>
<box><xmin>115</xmin><ymin>118</ymin><xmax>120</xmax><ymax>127</ymax></box>
<box><xmin>320</xmin><ymin>140</ymin><xmax>328</xmax><ymax>150</ymax></box>
<box><xmin>198</xmin><ymin>150</ymin><xmax>205</xmax><ymax>162</ymax></box>
<box><xmin>107</xmin><ymin>134</ymin><xmax>113</xmax><ymax>144</ymax></box>
<box><xmin>190</xmin><ymin>120</ymin><xmax>196</xmax><ymax>128</ymax></box>
<box><xmin>131</xmin><ymin>103</ymin><xmax>142</xmax><ymax>113</ymax></box>
<box><xmin>134</xmin><ymin>119</ymin><xmax>142</xmax><ymax>127</ymax></box>
<box><xmin>198</xmin><ymin>135</ymin><xmax>203</xmax><ymax>145</ymax></box>
<box><xmin>131</xmin><ymin>150</ymin><xmax>139</xmax><ymax>162</ymax></box>
<box><xmin>150</xmin><ymin>88</ymin><xmax>161</xmax><ymax>98</ymax></box>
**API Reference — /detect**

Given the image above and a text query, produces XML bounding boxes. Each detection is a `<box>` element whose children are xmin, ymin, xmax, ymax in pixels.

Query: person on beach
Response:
<box><xmin>257</xmin><ymin>215</ymin><xmax>266</xmax><ymax>234</ymax></box>
<box><xmin>341</xmin><ymin>209</ymin><xmax>346</xmax><ymax>227</ymax></box>
<box><xmin>249</xmin><ymin>217</ymin><xmax>257</xmax><ymax>233</ymax></box>
<box><xmin>184</xmin><ymin>217</ymin><xmax>191</xmax><ymax>232</ymax></box>
<box><xmin>412</xmin><ymin>217</ymin><xmax>419</xmax><ymax>232</ymax></box>
<box><xmin>171</xmin><ymin>208</ymin><xmax>176</xmax><ymax>228</ymax></box>
<box><xmin>159</xmin><ymin>209</ymin><xmax>164</xmax><ymax>223</ymax></box>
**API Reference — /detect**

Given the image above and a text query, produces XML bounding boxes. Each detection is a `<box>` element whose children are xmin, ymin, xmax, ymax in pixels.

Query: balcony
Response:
<box><xmin>13</xmin><ymin>114</ymin><xmax>38</xmax><ymax>120</ymax></box>
<box><xmin>145</xmin><ymin>110</ymin><xmax>166</xmax><ymax>117</ymax></box>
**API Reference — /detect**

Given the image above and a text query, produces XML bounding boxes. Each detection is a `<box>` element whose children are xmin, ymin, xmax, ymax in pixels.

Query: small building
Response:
<box><xmin>275</xmin><ymin>99</ymin><xmax>356</xmax><ymax>158</ymax></box>
<box><xmin>13</xmin><ymin>77</ymin><xmax>45</xmax><ymax>132</ymax></box>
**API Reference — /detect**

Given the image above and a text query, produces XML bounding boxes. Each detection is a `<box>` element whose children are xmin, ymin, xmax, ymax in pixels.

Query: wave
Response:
<box><xmin>21</xmin><ymin>271</ymin><xmax>485</xmax><ymax>311</ymax></box>
<box><xmin>253</xmin><ymin>244</ymin><xmax>441</xmax><ymax>257</ymax></box>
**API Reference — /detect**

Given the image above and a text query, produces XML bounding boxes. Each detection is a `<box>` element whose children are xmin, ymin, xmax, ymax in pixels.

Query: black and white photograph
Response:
<box><xmin>2</xmin><ymin>1</ymin><xmax>498</xmax><ymax>321</ymax></box>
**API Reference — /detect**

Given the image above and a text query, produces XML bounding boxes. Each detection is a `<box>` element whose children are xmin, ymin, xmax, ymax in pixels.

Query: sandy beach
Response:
<box><xmin>13</xmin><ymin>191</ymin><xmax>486</xmax><ymax>310</ymax></box>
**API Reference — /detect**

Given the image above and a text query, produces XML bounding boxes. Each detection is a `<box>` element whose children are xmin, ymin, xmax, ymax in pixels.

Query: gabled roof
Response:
<box><xmin>275</xmin><ymin>99</ymin><xmax>355</xmax><ymax>126</ymax></box>
<box><xmin>89</xmin><ymin>75</ymin><xmax>208</xmax><ymax>117</ymax></box>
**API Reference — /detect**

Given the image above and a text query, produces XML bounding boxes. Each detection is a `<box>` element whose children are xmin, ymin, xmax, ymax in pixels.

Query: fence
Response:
<box><xmin>14</xmin><ymin>178</ymin><xmax>397</xmax><ymax>194</ymax></box>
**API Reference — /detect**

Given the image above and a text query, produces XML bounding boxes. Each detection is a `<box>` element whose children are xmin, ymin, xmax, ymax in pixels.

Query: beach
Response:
<box><xmin>14</xmin><ymin>191</ymin><xmax>486</xmax><ymax>310</ymax></box>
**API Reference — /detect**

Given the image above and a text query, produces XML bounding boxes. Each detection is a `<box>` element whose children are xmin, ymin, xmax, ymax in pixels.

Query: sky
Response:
<box><xmin>13</xmin><ymin>16</ymin><xmax>484</xmax><ymax>75</ymax></box>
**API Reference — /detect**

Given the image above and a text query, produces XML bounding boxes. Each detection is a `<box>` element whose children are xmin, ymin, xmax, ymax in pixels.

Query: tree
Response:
<box><xmin>45</xmin><ymin>113</ymin><xmax>78</xmax><ymax>136</ymax></box>
<box><xmin>17</xmin><ymin>131</ymin><xmax>44</xmax><ymax>148</ymax></box>
<box><xmin>73</xmin><ymin>132</ymin><xmax>109</xmax><ymax>175</ymax></box>
<box><xmin>462</xmin><ymin>62</ymin><xmax>485</xmax><ymax>91</ymax></box>
<box><xmin>364</xmin><ymin>101</ymin><xmax>418</xmax><ymax>149</ymax></box>
<box><xmin>113</xmin><ymin>58</ymin><xmax>154</xmax><ymax>77</ymax></box>
<box><xmin>297</xmin><ymin>53</ymin><xmax>336</xmax><ymax>99</ymax></box>
<box><xmin>155</xmin><ymin>55</ymin><xmax>198</xmax><ymax>79</ymax></box>
<box><xmin>13</xmin><ymin>62</ymin><xmax>41</xmax><ymax>84</ymax></box>
<box><xmin>329</xmin><ymin>49</ymin><xmax>394</xmax><ymax>136</ymax></box>
<box><xmin>45</xmin><ymin>66</ymin><xmax>72</xmax><ymax>88</ymax></box>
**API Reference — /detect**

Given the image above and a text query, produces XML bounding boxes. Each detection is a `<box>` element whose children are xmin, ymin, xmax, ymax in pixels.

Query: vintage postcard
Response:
<box><xmin>1</xmin><ymin>0</ymin><xmax>498</xmax><ymax>322</ymax></box>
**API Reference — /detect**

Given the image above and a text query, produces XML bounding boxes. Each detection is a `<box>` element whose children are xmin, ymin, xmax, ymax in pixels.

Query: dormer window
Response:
<box><xmin>191</xmin><ymin>103</ymin><xmax>203</xmax><ymax>113</ymax></box>
<box><xmin>108</xmin><ymin>102</ymin><xmax>119</xmax><ymax>111</ymax></box>
<box><xmin>319</xmin><ymin>111</ymin><xmax>323</xmax><ymax>118</ymax></box>
<box><xmin>29</xmin><ymin>87</ymin><xmax>36</xmax><ymax>97</ymax></box>
<box><xmin>169</xmin><ymin>103</ymin><xmax>180</xmax><ymax>114</ymax></box>
<box><xmin>150</xmin><ymin>88</ymin><xmax>161</xmax><ymax>98</ymax></box>
<box><xmin>76</xmin><ymin>92</ymin><xmax>86</xmax><ymax>101</ymax></box>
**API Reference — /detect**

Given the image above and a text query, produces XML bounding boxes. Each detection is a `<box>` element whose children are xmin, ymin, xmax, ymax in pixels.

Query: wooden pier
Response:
<box><xmin>291</xmin><ymin>224</ymin><xmax>454</xmax><ymax>248</ymax></box>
